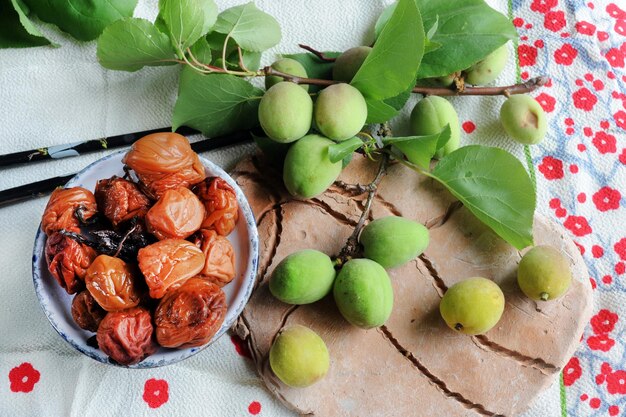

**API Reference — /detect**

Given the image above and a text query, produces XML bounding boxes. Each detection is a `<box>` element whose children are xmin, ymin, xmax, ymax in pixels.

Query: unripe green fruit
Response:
<box><xmin>409</xmin><ymin>96</ymin><xmax>461</xmax><ymax>158</ymax></box>
<box><xmin>499</xmin><ymin>94</ymin><xmax>547</xmax><ymax>145</ymax></box>
<box><xmin>332</xmin><ymin>46</ymin><xmax>372</xmax><ymax>82</ymax></box>
<box><xmin>253</xmin><ymin>134</ymin><xmax>290</xmax><ymax>166</ymax></box>
<box><xmin>259</xmin><ymin>82</ymin><xmax>313</xmax><ymax>143</ymax></box>
<box><xmin>283</xmin><ymin>134</ymin><xmax>343</xmax><ymax>198</ymax></box>
<box><xmin>415</xmin><ymin>73</ymin><xmax>457</xmax><ymax>88</ymax></box>
<box><xmin>517</xmin><ymin>245</ymin><xmax>572</xmax><ymax>301</ymax></box>
<box><xmin>269</xmin><ymin>325</ymin><xmax>330</xmax><ymax>388</ymax></box>
<box><xmin>265</xmin><ymin>58</ymin><xmax>309</xmax><ymax>92</ymax></box>
<box><xmin>439</xmin><ymin>277</ymin><xmax>505</xmax><ymax>335</ymax></box>
<box><xmin>314</xmin><ymin>83</ymin><xmax>368</xmax><ymax>141</ymax></box>
<box><xmin>465</xmin><ymin>45</ymin><xmax>509</xmax><ymax>85</ymax></box>
<box><xmin>360</xmin><ymin>216</ymin><xmax>429</xmax><ymax>269</ymax></box>
<box><xmin>269</xmin><ymin>249</ymin><xmax>337</xmax><ymax>304</ymax></box>
<box><xmin>333</xmin><ymin>259</ymin><xmax>394</xmax><ymax>329</ymax></box>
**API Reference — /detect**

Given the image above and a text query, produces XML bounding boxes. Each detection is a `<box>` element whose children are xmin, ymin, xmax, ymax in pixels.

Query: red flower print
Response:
<box><xmin>615</xmin><ymin>238</ymin><xmax>626</xmax><ymax>261</ymax></box>
<box><xmin>607</xmin><ymin>371</ymin><xmax>626</xmax><ymax>394</ymax></box>
<box><xmin>602</xmin><ymin>363</ymin><xmax>613</xmax><ymax>375</ymax></box>
<box><xmin>607</xmin><ymin>3</ymin><xmax>626</xmax><ymax>19</ymax></box>
<box><xmin>616</xmin><ymin>20</ymin><xmax>626</xmax><ymax>36</ymax></box>
<box><xmin>143</xmin><ymin>378</ymin><xmax>169</xmax><ymax>409</ymax></box>
<box><xmin>592</xmin><ymin>245</ymin><xmax>604</xmax><ymax>258</ymax></box>
<box><xmin>615</xmin><ymin>111</ymin><xmax>626</xmax><ymax>130</ymax></box>
<box><xmin>563</xmin><ymin>357</ymin><xmax>582</xmax><ymax>386</ymax></box>
<box><xmin>544</xmin><ymin>11</ymin><xmax>566</xmax><ymax>32</ymax></box>
<box><xmin>531</xmin><ymin>0</ymin><xmax>558</xmax><ymax>13</ymax></box>
<box><xmin>462</xmin><ymin>121</ymin><xmax>476</xmax><ymax>134</ymax></box>
<box><xmin>573</xmin><ymin>88</ymin><xmax>598</xmax><ymax>111</ymax></box>
<box><xmin>513</xmin><ymin>17</ymin><xmax>524</xmax><ymax>28</ymax></box>
<box><xmin>592</xmin><ymin>187</ymin><xmax>621</xmax><ymax>211</ymax></box>
<box><xmin>606</xmin><ymin>48</ymin><xmax>625</xmax><ymax>68</ymax></box>
<box><xmin>593</xmin><ymin>131</ymin><xmax>617</xmax><ymax>154</ymax></box>
<box><xmin>620</xmin><ymin>148</ymin><xmax>626</xmax><ymax>164</ymax></box>
<box><xmin>518</xmin><ymin>44</ymin><xmax>538</xmax><ymax>67</ymax></box>
<box><xmin>231</xmin><ymin>334</ymin><xmax>252</xmax><ymax>359</ymax></box>
<box><xmin>248</xmin><ymin>401</ymin><xmax>262</xmax><ymax>415</ymax></box>
<box><xmin>587</xmin><ymin>333</ymin><xmax>616</xmax><ymax>351</ymax></box>
<box><xmin>609</xmin><ymin>405</ymin><xmax>620</xmax><ymax>416</ymax></box>
<box><xmin>8</xmin><ymin>363</ymin><xmax>40</xmax><ymax>393</ymax></box>
<box><xmin>538</xmin><ymin>156</ymin><xmax>564</xmax><ymax>180</ymax></box>
<box><xmin>554</xmin><ymin>44</ymin><xmax>578</xmax><ymax>65</ymax></box>
<box><xmin>575</xmin><ymin>21</ymin><xmax>596</xmax><ymax>35</ymax></box>
<box><xmin>536</xmin><ymin>93</ymin><xmax>556</xmax><ymax>112</ymax></box>
<box><xmin>564</xmin><ymin>216</ymin><xmax>592</xmax><ymax>237</ymax></box>
<box><xmin>590</xmin><ymin>398</ymin><xmax>602</xmax><ymax>409</ymax></box>
<box><xmin>590</xmin><ymin>309</ymin><xmax>619</xmax><ymax>334</ymax></box>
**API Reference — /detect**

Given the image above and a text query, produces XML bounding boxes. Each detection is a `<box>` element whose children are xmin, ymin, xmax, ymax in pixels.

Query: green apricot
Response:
<box><xmin>439</xmin><ymin>277</ymin><xmax>505</xmax><ymax>335</ymax></box>
<box><xmin>283</xmin><ymin>134</ymin><xmax>343</xmax><ymax>198</ymax></box>
<box><xmin>465</xmin><ymin>45</ymin><xmax>509</xmax><ymax>85</ymax></box>
<box><xmin>265</xmin><ymin>58</ymin><xmax>309</xmax><ymax>92</ymax></box>
<box><xmin>314</xmin><ymin>83</ymin><xmax>368</xmax><ymax>141</ymax></box>
<box><xmin>259</xmin><ymin>82</ymin><xmax>313</xmax><ymax>143</ymax></box>
<box><xmin>269</xmin><ymin>325</ymin><xmax>330</xmax><ymax>388</ymax></box>
<box><xmin>360</xmin><ymin>216</ymin><xmax>429</xmax><ymax>269</ymax></box>
<box><xmin>517</xmin><ymin>245</ymin><xmax>572</xmax><ymax>301</ymax></box>
<box><xmin>409</xmin><ymin>96</ymin><xmax>460</xmax><ymax>158</ymax></box>
<box><xmin>253</xmin><ymin>133</ymin><xmax>290</xmax><ymax>166</ymax></box>
<box><xmin>332</xmin><ymin>46</ymin><xmax>372</xmax><ymax>82</ymax></box>
<box><xmin>333</xmin><ymin>259</ymin><xmax>393</xmax><ymax>329</ymax></box>
<box><xmin>269</xmin><ymin>250</ymin><xmax>337</xmax><ymax>304</ymax></box>
<box><xmin>499</xmin><ymin>94</ymin><xmax>547</xmax><ymax>145</ymax></box>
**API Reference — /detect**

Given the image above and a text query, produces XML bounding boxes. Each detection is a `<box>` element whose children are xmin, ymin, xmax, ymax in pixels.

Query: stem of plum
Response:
<box><xmin>297</xmin><ymin>44</ymin><xmax>337</xmax><ymax>62</ymax></box>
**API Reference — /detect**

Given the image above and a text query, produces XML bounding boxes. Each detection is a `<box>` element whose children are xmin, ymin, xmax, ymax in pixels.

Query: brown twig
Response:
<box><xmin>261</xmin><ymin>66</ymin><xmax>336</xmax><ymax>87</ymax></box>
<box><xmin>413</xmin><ymin>76</ymin><xmax>548</xmax><ymax>96</ymax></box>
<box><xmin>298</xmin><ymin>44</ymin><xmax>337</xmax><ymax>62</ymax></box>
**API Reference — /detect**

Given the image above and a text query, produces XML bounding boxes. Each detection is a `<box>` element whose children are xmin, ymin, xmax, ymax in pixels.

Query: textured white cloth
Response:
<box><xmin>0</xmin><ymin>0</ymin><xmax>569</xmax><ymax>416</ymax></box>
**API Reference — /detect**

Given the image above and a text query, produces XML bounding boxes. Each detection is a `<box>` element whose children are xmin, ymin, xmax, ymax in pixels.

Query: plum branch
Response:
<box><xmin>297</xmin><ymin>44</ymin><xmax>337</xmax><ymax>62</ymax></box>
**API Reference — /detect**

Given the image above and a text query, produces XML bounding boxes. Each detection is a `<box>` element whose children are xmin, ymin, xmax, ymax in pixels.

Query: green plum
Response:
<box><xmin>253</xmin><ymin>133</ymin><xmax>291</xmax><ymax>166</ymax></box>
<box><xmin>499</xmin><ymin>94</ymin><xmax>547</xmax><ymax>145</ymax></box>
<box><xmin>283</xmin><ymin>134</ymin><xmax>343</xmax><ymax>198</ymax></box>
<box><xmin>517</xmin><ymin>245</ymin><xmax>572</xmax><ymax>301</ymax></box>
<box><xmin>269</xmin><ymin>249</ymin><xmax>337</xmax><ymax>304</ymax></box>
<box><xmin>332</xmin><ymin>46</ymin><xmax>372</xmax><ymax>82</ymax></box>
<box><xmin>409</xmin><ymin>96</ymin><xmax>460</xmax><ymax>158</ymax></box>
<box><xmin>360</xmin><ymin>216</ymin><xmax>429</xmax><ymax>269</ymax></box>
<box><xmin>269</xmin><ymin>325</ymin><xmax>330</xmax><ymax>388</ymax></box>
<box><xmin>258</xmin><ymin>82</ymin><xmax>313</xmax><ymax>143</ymax></box>
<box><xmin>265</xmin><ymin>58</ymin><xmax>309</xmax><ymax>91</ymax></box>
<box><xmin>314</xmin><ymin>83</ymin><xmax>367</xmax><ymax>141</ymax></box>
<box><xmin>465</xmin><ymin>45</ymin><xmax>509</xmax><ymax>85</ymax></box>
<box><xmin>333</xmin><ymin>259</ymin><xmax>393</xmax><ymax>329</ymax></box>
<box><xmin>439</xmin><ymin>277</ymin><xmax>505</xmax><ymax>335</ymax></box>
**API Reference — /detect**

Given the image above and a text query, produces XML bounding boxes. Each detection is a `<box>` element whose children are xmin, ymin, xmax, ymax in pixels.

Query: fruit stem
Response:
<box><xmin>298</xmin><ymin>44</ymin><xmax>337</xmax><ymax>62</ymax></box>
<box><xmin>540</xmin><ymin>292</ymin><xmax>550</xmax><ymax>301</ymax></box>
<box><xmin>412</xmin><ymin>76</ymin><xmax>548</xmax><ymax>97</ymax></box>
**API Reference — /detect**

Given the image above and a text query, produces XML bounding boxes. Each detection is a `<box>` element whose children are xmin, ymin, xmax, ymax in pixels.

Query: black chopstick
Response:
<box><xmin>0</xmin><ymin>129</ymin><xmax>254</xmax><ymax>208</ymax></box>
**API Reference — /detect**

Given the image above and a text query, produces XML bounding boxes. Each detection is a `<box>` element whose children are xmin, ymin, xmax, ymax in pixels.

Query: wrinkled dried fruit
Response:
<box><xmin>71</xmin><ymin>290</ymin><xmax>107</xmax><ymax>332</ymax></box>
<box><xmin>439</xmin><ymin>277</ymin><xmax>505</xmax><ymax>335</ymax></box>
<box><xmin>145</xmin><ymin>187</ymin><xmax>205</xmax><ymax>240</ymax></box>
<box><xmin>96</xmin><ymin>307</ymin><xmax>157</xmax><ymax>365</ymax></box>
<box><xmin>269</xmin><ymin>249</ymin><xmax>336</xmax><ymax>304</ymax></box>
<box><xmin>499</xmin><ymin>94</ymin><xmax>547</xmax><ymax>145</ymax></box>
<box><xmin>283</xmin><ymin>134</ymin><xmax>343</xmax><ymax>199</ymax></box>
<box><xmin>85</xmin><ymin>255</ymin><xmax>141</xmax><ymax>311</ymax></box>
<box><xmin>409</xmin><ymin>96</ymin><xmax>461</xmax><ymax>158</ymax></box>
<box><xmin>155</xmin><ymin>278</ymin><xmax>227</xmax><ymax>348</ymax></box>
<box><xmin>194</xmin><ymin>229</ymin><xmax>236</xmax><ymax>287</ymax></box>
<box><xmin>45</xmin><ymin>232</ymin><xmax>98</xmax><ymax>294</ymax></box>
<box><xmin>42</xmin><ymin>187</ymin><xmax>97</xmax><ymax>235</ymax></box>
<box><xmin>95</xmin><ymin>176</ymin><xmax>151</xmax><ymax>227</ymax></box>
<box><xmin>269</xmin><ymin>325</ymin><xmax>330</xmax><ymax>388</ymax></box>
<box><xmin>265</xmin><ymin>58</ymin><xmax>309</xmax><ymax>91</ymax></box>
<box><xmin>259</xmin><ymin>82</ymin><xmax>313</xmax><ymax>143</ymax></box>
<box><xmin>314</xmin><ymin>83</ymin><xmax>367</xmax><ymax>141</ymax></box>
<box><xmin>194</xmin><ymin>177</ymin><xmax>239</xmax><ymax>235</ymax></box>
<box><xmin>465</xmin><ymin>45</ymin><xmax>509</xmax><ymax>86</ymax></box>
<box><xmin>333</xmin><ymin>259</ymin><xmax>393</xmax><ymax>329</ymax></box>
<box><xmin>122</xmin><ymin>132</ymin><xmax>206</xmax><ymax>198</ymax></box>
<box><xmin>332</xmin><ymin>46</ymin><xmax>372</xmax><ymax>82</ymax></box>
<box><xmin>517</xmin><ymin>245</ymin><xmax>572</xmax><ymax>301</ymax></box>
<box><xmin>137</xmin><ymin>239</ymin><xmax>205</xmax><ymax>299</ymax></box>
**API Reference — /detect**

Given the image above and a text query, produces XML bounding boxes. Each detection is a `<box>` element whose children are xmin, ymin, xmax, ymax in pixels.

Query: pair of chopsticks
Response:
<box><xmin>0</xmin><ymin>127</ymin><xmax>253</xmax><ymax>208</ymax></box>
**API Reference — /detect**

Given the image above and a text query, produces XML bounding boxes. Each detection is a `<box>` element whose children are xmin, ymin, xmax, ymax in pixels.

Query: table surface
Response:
<box><xmin>0</xmin><ymin>1</ymin><xmax>624</xmax><ymax>416</ymax></box>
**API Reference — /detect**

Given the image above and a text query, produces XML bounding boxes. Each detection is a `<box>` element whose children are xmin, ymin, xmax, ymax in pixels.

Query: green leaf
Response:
<box><xmin>416</xmin><ymin>0</ymin><xmax>517</xmax><ymax>78</ymax></box>
<box><xmin>283</xmin><ymin>52</ymin><xmax>341</xmax><ymax>92</ymax></box>
<box><xmin>188</xmin><ymin>37</ymin><xmax>212</xmax><ymax>65</ymax></box>
<box><xmin>374</xmin><ymin>3</ymin><xmax>396</xmax><ymax>39</ymax></box>
<box><xmin>328</xmin><ymin>137</ymin><xmax>364</xmax><ymax>163</ymax></box>
<box><xmin>23</xmin><ymin>0</ymin><xmax>138</xmax><ymax>41</ymax></box>
<box><xmin>0</xmin><ymin>0</ymin><xmax>52</xmax><ymax>48</ymax></box>
<box><xmin>226</xmin><ymin>48</ymin><xmax>262</xmax><ymax>71</ymax></box>
<box><xmin>364</xmin><ymin>88</ymin><xmax>412</xmax><ymax>124</ymax></box>
<box><xmin>157</xmin><ymin>0</ymin><xmax>217</xmax><ymax>54</ymax></box>
<box><xmin>213</xmin><ymin>2</ymin><xmax>281</xmax><ymax>52</ymax></box>
<box><xmin>430</xmin><ymin>145</ymin><xmax>535</xmax><ymax>249</ymax></box>
<box><xmin>385</xmin><ymin>125</ymin><xmax>451</xmax><ymax>170</ymax></box>
<box><xmin>97</xmin><ymin>18</ymin><xmax>178</xmax><ymax>72</ymax></box>
<box><xmin>172</xmin><ymin>71</ymin><xmax>264</xmax><ymax>137</ymax></box>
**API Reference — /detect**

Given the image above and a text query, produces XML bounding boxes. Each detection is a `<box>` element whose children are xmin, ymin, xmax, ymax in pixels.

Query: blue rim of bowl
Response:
<box><xmin>32</xmin><ymin>150</ymin><xmax>259</xmax><ymax>368</ymax></box>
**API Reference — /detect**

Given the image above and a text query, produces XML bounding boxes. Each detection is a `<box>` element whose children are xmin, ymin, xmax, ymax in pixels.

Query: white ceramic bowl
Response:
<box><xmin>32</xmin><ymin>151</ymin><xmax>259</xmax><ymax>368</ymax></box>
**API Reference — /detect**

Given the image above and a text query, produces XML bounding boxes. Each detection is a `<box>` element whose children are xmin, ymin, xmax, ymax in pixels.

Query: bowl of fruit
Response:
<box><xmin>32</xmin><ymin>132</ymin><xmax>258</xmax><ymax>368</ymax></box>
